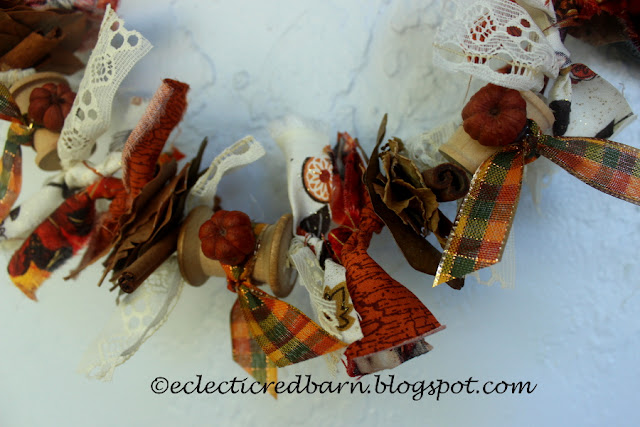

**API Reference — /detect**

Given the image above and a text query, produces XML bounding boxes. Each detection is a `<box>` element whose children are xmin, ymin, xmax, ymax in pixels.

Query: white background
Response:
<box><xmin>1</xmin><ymin>1</ymin><xmax>639</xmax><ymax>426</ymax></box>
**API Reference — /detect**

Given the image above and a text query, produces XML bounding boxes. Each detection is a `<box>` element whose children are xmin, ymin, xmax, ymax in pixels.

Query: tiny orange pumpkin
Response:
<box><xmin>461</xmin><ymin>83</ymin><xmax>527</xmax><ymax>147</ymax></box>
<box><xmin>198</xmin><ymin>210</ymin><xmax>256</xmax><ymax>266</ymax></box>
<box><xmin>28</xmin><ymin>83</ymin><xmax>76</xmax><ymax>132</ymax></box>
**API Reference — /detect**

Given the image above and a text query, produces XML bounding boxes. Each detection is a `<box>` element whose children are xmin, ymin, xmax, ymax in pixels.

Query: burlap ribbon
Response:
<box><xmin>434</xmin><ymin>120</ymin><xmax>640</xmax><ymax>286</ymax></box>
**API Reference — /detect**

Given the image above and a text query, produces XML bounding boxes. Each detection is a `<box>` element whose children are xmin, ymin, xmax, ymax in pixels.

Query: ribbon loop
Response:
<box><xmin>434</xmin><ymin>144</ymin><xmax>525</xmax><ymax>286</ymax></box>
<box><xmin>230</xmin><ymin>299</ymin><xmax>277</xmax><ymax>398</ymax></box>
<box><xmin>435</xmin><ymin>118</ymin><xmax>640</xmax><ymax>285</ymax></box>
<box><xmin>535</xmin><ymin>123</ymin><xmax>640</xmax><ymax>206</ymax></box>
<box><xmin>236</xmin><ymin>282</ymin><xmax>346</xmax><ymax>368</ymax></box>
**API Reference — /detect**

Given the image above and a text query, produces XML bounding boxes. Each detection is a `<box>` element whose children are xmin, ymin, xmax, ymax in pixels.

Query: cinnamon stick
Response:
<box><xmin>0</xmin><ymin>27</ymin><xmax>62</xmax><ymax>70</ymax></box>
<box><xmin>117</xmin><ymin>231</ymin><xmax>179</xmax><ymax>294</ymax></box>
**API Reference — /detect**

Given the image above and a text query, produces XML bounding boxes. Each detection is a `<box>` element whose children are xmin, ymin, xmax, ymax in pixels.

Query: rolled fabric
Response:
<box><xmin>421</xmin><ymin>163</ymin><xmax>470</xmax><ymax>202</ymax></box>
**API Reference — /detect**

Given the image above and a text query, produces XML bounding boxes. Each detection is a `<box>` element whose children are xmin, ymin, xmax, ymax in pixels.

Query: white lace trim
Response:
<box><xmin>403</xmin><ymin>120</ymin><xmax>457</xmax><ymax>171</ymax></box>
<box><xmin>433</xmin><ymin>0</ymin><xmax>558</xmax><ymax>92</ymax></box>
<box><xmin>58</xmin><ymin>5</ymin><xmax>152</xmax><ymax>169</ymax></box>
<box><xmin>78</xmin><ymin>256</ymin><xmax>184</xmax><ymax>380</ymax></box>
<box><xmin>186</xmin><ymin>136</ymin><xmax>265</xmax><ymax>212</ymax></box>
<box><xmin>288</xmin><ymin>236</ymin><xmax>363</xmax><ymax>344</ymax></box>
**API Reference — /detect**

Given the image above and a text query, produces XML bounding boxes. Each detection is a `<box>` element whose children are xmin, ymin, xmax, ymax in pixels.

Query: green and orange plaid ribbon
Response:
<box><xmin>434</xmin><ymin>120</ymin><xmax>640</xmax><ymax>286</ymax></box>
<box><xmin>230</xmin><ymin>298</ymin><xmax>278</xmax><ymax>398</ymax></box>
<box><xmin>0</xmin><ymin>83</ymin><xmax>34</xmax><ymax>223</ymax></box>
<box><xmin>223</xmin><ymin>230</ymin><xmax>346</xmax><ymax>397</ymax></box>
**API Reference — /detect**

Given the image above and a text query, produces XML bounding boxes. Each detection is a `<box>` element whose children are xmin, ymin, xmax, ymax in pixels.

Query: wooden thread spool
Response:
<box><xmin>177</xmin><ymin>205</ymin><xmax>297</xmax><ymax>297</ymax></box>
<box><xmin>439</xmin><ymin>90</ymin><xmax>555</xmax><ymax>175</ymax></box>
<box><xmin>32</xmin><ymin>128</ymin><xmax>62</xmax><ymax>171</ymax></box>
<box><xmin>9</xmin><ymin>72</ymin><xmax>68</xmax><ymax>171</ymax></box>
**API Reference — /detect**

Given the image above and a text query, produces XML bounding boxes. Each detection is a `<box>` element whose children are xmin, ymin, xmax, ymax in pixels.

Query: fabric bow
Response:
<box><xmin>434</xmin><ymin>120</ymin><xmax>640</xmax><ymax>286</ymax></box>
<box><xmin>222</xmin><ymin>232</ymin><xmax>346</xmax><ymax>398</ymax></box>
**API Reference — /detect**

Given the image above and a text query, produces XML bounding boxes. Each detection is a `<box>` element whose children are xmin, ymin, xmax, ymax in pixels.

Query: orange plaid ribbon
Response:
<box><xmin>434</xmin><ymin>120</ymin><xmax>640</xmax><ymax>286</ymax></box>
<box><xmin>223</xmin><ymin>227</ymin><xmax>346</xmax><ymax>397</ymax></box>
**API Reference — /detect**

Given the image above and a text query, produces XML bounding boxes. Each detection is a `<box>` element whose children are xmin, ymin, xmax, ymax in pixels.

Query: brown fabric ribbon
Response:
<box><xmin>365</xmin><ymin>115</ymin><xmax>464</xmax><ymax>289</ymax></box>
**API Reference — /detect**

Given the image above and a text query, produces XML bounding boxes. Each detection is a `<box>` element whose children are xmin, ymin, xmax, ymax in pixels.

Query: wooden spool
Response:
<box><xmin>439</xmin><ymin>90</ymin><xmax>556</xmax><ymax>175</ymax></box>
<box><xmin>177</xmin><ymin>206</ymin><xmax>297</xmax><ymax>298</ymax></box>
<box><xmin>32</xmin><ymin>128</ymin><xmax>62</xmax><ymax>171</ymax></box>
<box><xmin>9</xmin><ymin>72</ymin><xmax>68</xmax><ymax>171</ymax></box>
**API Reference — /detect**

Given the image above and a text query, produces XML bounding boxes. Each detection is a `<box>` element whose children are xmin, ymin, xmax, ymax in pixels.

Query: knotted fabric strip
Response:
<box><xmin>0</xmin><ymin>84</ymin><xmax>33</xmax><ymax>223</ymax></box>
<box><xmin>65</xmin><ymin>79</ymin><xmax>189</xmax><ymax>279</ymax></box>
<box><xmin>434</xmin><ymin>120</ymin><xmax>640</xmax><ymax>286</ymax></box>
<box><xmin>236</xmin><ymin>281</ymin><xmax>346</xmax><ymax>367</ymax></box>
<box><xmin>223</xmin><ymin>233</ymin><xmax>346</xmax><ymax>397</ymax></box>
<box><xmin>230</xmin><ymin>298</ymin><xmax>278</xmax><ymax>398</ymax></box>
<box><xmin>342</xmin><ymin>194</ymin><xmax>445</xmax><ymax>376</ymax></box>
<box><xmin>0</xmin><ymin>83</ymin><xmax>22</xmax><ymax>121</ymax></box>
<box><xmin>9</xmin><ymin>177</ymin><xmax>122</xmax><ymax>300</ymax></box>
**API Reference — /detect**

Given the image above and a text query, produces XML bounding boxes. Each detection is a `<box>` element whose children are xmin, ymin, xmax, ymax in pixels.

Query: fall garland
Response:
<box><xmin>1</xmin><ymin>0</ymin><xmax>639</xmax><ymax>396</ymax></box>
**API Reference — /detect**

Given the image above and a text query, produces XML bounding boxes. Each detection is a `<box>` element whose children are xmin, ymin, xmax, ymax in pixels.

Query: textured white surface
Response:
<box><xmin>1</xmin><ymin>1</ymin><xmax>639</xmax><ymax>426</ymax></box>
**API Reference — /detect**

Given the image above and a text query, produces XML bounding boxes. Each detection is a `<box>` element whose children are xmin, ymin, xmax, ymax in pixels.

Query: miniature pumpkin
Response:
<box><xmin>461</xmin><ymin>83</ymin><xmax>527</xmax><ymax>147</ymax></box>
<box><xmin>28</xmin><ymin>83</ymin><xmax>76</xmax><ymax>132</ymax></box>
<box><xmin>198</xmin><ymin>210</ymin><xmax>256</xmax><ymax>266</ymax></box>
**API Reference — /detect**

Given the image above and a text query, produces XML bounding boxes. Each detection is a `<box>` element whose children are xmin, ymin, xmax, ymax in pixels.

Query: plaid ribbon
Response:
<box><xmin>230</xmin><ymin>299</ymin><xmax>278</xmax><ymax>398</ymax></box>
<box><xmin>222</xmin><ymin>230</ymin><xmax>346</xmax><ymax>396</ymax></box>
<box><xmin>0</xmin><ymin>84</ymin><xmax>23</xmax><ymax>123</ymax></box>
<box><xmin>434</xmin><ymin>120</ymin><xmax>640</xmax><ymax>286</ymax></box>
<box><xmin>536</xmin><ymin>127</ymin><xmax>640</xmax><ymax>205</ymax></box>
<box><xmin>236</xmin><ymin>281</ymin><xmax>346</xmax><ymax>367</ymax></box>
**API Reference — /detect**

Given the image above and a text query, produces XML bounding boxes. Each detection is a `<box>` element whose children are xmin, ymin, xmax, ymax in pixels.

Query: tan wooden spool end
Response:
<box><xmin>439</xmin><ymin>90</ymin><xmax>556</xmax><ymax>175</ymax></box>
<box><xmin>9</xmin><ymin>72</ymin><xmax>68</xmax><ymax>171</ymax></box>
<box><xmin>177</xmin><ymin>206</ymin><xmax>297</xmax><ymax>298</ymax></box>
<box><xmin>33</xmin><ymin>128</ymin><xmax>62</xmax><ymax>170</ymax></box>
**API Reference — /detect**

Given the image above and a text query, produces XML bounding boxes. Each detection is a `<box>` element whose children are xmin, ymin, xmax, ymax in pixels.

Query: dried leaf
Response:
<box><xmin>102</xmin><ymin>138</ymin><xmax>208</xmax><ymax>292</ymax></box>
<box><xmin>101</xmin><ymin>161</ymin><xmax>183</xmax><ymax>281</ymax></box>
<box><xmin>364</xmin><ymin>115</ymin><xmax>463</xmax><ymax>289</ymax></box>
<box><xmin>374</xmin><ymin>137</ymin><xmax>440</xmax><ymax>238</ymax></box>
